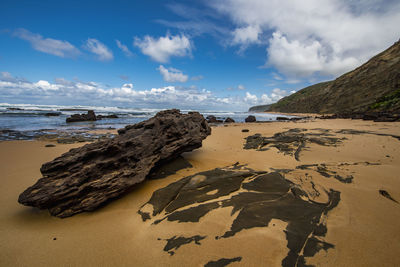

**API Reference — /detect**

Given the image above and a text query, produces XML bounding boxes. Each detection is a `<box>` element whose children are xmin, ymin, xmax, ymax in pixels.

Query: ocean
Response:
<box><xmin>0</xmin><ymin>103</ymin><xmax>294</xmax><ymax>140</ymax></box>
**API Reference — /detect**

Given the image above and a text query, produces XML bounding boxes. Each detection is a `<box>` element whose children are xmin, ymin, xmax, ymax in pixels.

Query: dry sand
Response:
<box><xmin>1</xmin><ymin>119</ymin><xmax>400</xmax><ymax>266</ymax></box>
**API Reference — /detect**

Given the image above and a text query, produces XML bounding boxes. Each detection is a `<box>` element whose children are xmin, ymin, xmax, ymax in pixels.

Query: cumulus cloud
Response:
<box><xmin>0</xmin><ymin>72</ymin><xmax>251</xmax><ymax>110</ymax></box>
<box><xmin>245</xmin><ymin>88</ymin><xmax>294</xmax><ymax>106</ymax></box>
<box><xmin>232</xmin><ymin>25</ymin><xmax>261</xmax><ymax>51</ymax></box>
<box><xmin>158</xmin><ymin>65</ymin><xmax>189</xmax><ymax>82</ymax></box>
<box><xmin>116</xmin><ymin>40</ymin><xmax>134</xmax><ymax>57</ymax></box>
<box><xmin>84</xmin><ymin>38</ymin><xmax>113</xmax><ymax>61</ymax></box>
<box><xmin>244</xmin><ymin>92</ymin><xmax>258</xmax><ymax>104</ymax></box>
<box><xmin>211</xmin><ymin>0</ymin><xmax>400</xmax><ymax>78</ymax></box>
<box><xmin>13</xmin><ymin>28</ymin><xmax>80</xmax><ymax>58</ymax></box>
<box><xmin>270</xmin><ymin>88</ymin><xmax>289</xmax><ymax>102</ymax></box>
<box><xmin>134</xmin><ymin>33</ymin><xmax>192</xmax><ymax>63</ymax></box>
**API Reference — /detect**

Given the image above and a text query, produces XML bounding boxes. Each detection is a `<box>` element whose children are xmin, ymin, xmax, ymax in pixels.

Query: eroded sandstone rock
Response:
<box><xmin>18</xmin><ymin>109</ymin><xmax>211</xmax><ymax>217</ymax></box>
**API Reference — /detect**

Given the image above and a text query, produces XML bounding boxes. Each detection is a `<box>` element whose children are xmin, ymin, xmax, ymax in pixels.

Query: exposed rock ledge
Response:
<box><xmin>18</xmin><ymin>109</ymin><xmax>211</xmax><ymax>218</ymax></box>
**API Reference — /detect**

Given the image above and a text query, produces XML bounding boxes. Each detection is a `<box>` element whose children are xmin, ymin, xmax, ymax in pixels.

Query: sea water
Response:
<box><xmin>0</xmin><ymin>103</ymin><xmax>294</xmax><ymax>138</ymax></box>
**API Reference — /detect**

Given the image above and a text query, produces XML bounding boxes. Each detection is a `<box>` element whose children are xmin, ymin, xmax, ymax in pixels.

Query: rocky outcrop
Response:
<box><xmin>66</xmin><ymin>110</ymin><xmax>97</xmax><ymax>123</ymax></box>
<box><xmin>317</xmin><ymin>111</ymin><xmax>400</xmax><ymax>122</ymax></box>
<box><xmin>245</xmin><ymin>115</ymin><xmax>256</xmax><ymax>122</ymax></box>
<box><xmin>206</xmin><ymin>115</ymin><xmax>222</xmax><ymax>123</ymax></box>
<box><xmin>224</xmin><ymin>117</ymin><xmax>235</xmax><ymax>123</ymax></box>
<box><xmin>44</xmin><ymin>112</ymin><xmax>60</xmax><ymax>116</ymax></box>
<box><xmin>276</xmin><ymin>116</ymin><xmax>289</xmax><ymax>121</ymax></box>
<box><xmin>96</xmin><ymin>114</ymin><xmax>118</xmax><ymax>119</ymax></box>
<box><xmin>18</xmin><ymin>109</ymin><xmax>211</xmax><ymax>218</ymax></box>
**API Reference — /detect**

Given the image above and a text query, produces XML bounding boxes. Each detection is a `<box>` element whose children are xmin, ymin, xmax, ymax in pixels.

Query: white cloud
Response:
<box><xmin>261</xmin><ymin>94</ymin><xmax>272</xmax><ymax>104</ymax></box>
<box><xmin>267</xmin><ymin>32</ymin><xmax>360</xmax><ymax>77</ymax></box>
<box><xmin>134</xmin><ymin>33</ymin><xmax>192</xmax><ymax>63</ymax></box>
<box><xmin>249</xmin><ymin>88</ymin><xmax>294</xmax><ymax>105</ymax></box>
<box><xmin>116</xmin><ymin>40</ymin><xmax>133</xmax><ymax>57</ymax></box>
<box><xmin>244</xmin><ymin>92</ymin><xmax>258</xmax><ymax>104</ymax></box>
<box><xmin>84</xmin><ymin>38</ymin><xmax>113</xmax><ymax>61</ymax></box>
<box><xmin>270</xmin><ymin>88</ymin><xmax>288</xmax><ymax>102</ymax></box>
<box><xmin>0</xmin><ymin>72</ymin><xmax>252</xmax><ymax>110</ymax></box>
<box><xmin>13</xmin><ymin>28</ymin><xmax>80</xmax><ymax>58</ymax></box>
<box><xmin>158</xmin><ymin>65</ymin><xmax>189</xmax><ymax>82</ymax></box>
<box><xmin>238</xmin><ymin>84</ymin><xmax>245</xmax><ymax>90</ymax></box>
<box><xmin>211</xmin><ymin>0</ymin><xmax>400</xmax><ymax>78</ymax></box>
<box><xmin>0</xmin><ymin>73</ymin><xmax>299</xmax><ymax>110</ymax></box>
<box><xmin>232</xmin><ymin>25</ymin><xmax>261</xmax><ymax>46</ymax></box>
<box><xmin>35</xmin><ymin>80</ymin><xmax>60</xmax><ymax>91</ymax></box>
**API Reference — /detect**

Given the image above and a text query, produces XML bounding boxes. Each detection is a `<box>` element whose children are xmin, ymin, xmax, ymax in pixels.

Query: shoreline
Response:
<box><xmin>1</xmin><ymin>119</ymin><xmax>400</xmax><ymax>266</ymax></box>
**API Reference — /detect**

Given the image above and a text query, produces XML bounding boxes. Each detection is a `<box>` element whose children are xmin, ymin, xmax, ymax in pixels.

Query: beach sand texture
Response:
<box><xmin>1</xmin><ymin>119</ymin><xmax>400</xmax><ymax>266</ymax></box>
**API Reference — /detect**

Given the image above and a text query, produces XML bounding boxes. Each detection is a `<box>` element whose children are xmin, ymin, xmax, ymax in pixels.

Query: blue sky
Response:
<box><xmin>0</xmin><ymin>0</ymin><xmax>399</xmax><ymax>111</ymax></box>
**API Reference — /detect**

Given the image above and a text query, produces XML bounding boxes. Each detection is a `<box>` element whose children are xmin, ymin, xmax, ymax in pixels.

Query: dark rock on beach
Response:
<box><xmin>18</xmin><ymin>109</ymin><xmax>211</xmax><ymax>217</ymax></box>
<box><xmin>44</xmin><ymin>112</ymin><xmax>60</xmax><ymax>116</ymax></box>
<box><xmin>66</xmin><ymin>110</ymin><xmax>97</xmax><ymax>123</ymax></box>
<box><xmin>317</xmin><ymin>112</ymin><xmax>400</xmax><ymax>122</ymax></box>
<box><xmin>224</xmin><ymin>117</ymin><xmax>235</xmax><ymax>123</ymax></box>
<box><xmin>245</xmin><ymin>115</ymin><xmax>256</xmax><ymax>122</ymax></box>
<box><xmin>276</xmin><ymin>116</ymin><xmax>289</xmax><ymax>121</ymax></box>
<box><xmin>96</xmin><ymin>114</ymin><xmax>119</xmax><ymax>119</ymax></box>
<box><xmin>206</xmin><ymin>115</ymin><xmax>223</xmax><ymax>123</ymax></box>
<box><xmin>45</xmin><ymin>144</ymin><xmax>56</xmax><ymax>147</ymax></box>
<box><xmin>379</xmin><ymin>190</ymin><xmax>398</xmax><ymax>203</ymax></box>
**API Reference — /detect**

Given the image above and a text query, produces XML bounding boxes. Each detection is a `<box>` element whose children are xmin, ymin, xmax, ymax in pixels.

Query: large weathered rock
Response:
<box><xmin>66</xmin><ymin>110</ymin><xmax>97</xmax><ymax>123</ymax></box>
<box><xmin>18</xmin><ymin>109</ymin><xmax>211</xmax><ymax>218</ymax></box>
<box><xmin>224</xmin><ymin>117</ymin><xmax>235</xmax><ymax>123</ymax></box>
<box><xmin>206</xmin><ymin>115</ymin><xmax>222</xmax><ymax>123</ymax></box>
<box><xmin>245</xmin><ymin>115</ymin><xmax>256</xmax><ymax>122</ymax></box>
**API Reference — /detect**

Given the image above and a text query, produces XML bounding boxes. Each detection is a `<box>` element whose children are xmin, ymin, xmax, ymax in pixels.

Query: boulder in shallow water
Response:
<box><xmin>206</xmin><ymin>115</ymin><xmax>223</xmax><ymax>123</ymax></box>
<box><xmin>224</xmin><ymin>117</ymin><xmax>235</xmax><ymax>123</ymax></box>
<box><xmin>245</xmin><ymin>115</ymin><xmax>256</xmax><ymax>122</ymax></box>
<box><xmin>18</xmin><ymin>109</ymin><xmax>211</xmax><ymax>217</ymax></box>
<box><xmin>66</xmin><ymin>110</ymin><xmax>97</xmax><ymax>123</ymax></box>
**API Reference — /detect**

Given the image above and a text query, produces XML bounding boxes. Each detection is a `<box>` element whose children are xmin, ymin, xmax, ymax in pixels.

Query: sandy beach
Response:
<box><xmin>1</xmin><ymin>118</ymin><xmax>400</xmax><ymax>267</ymax></box>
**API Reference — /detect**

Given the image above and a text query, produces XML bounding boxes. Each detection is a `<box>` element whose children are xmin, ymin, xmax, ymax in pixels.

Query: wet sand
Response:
<box><xmin>1</xmin><ymin>119</ymin><xmax>400</xmax><ymax>266</ymax></box>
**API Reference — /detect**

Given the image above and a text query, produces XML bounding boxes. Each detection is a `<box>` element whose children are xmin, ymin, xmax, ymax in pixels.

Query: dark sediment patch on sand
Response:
<box><xmin>0</xmin><ymin>129</ymin><xmax>115</xmax><ymax>143</ymax></box>
<box><xmin>336</xmin><ymin>129</ymin><xmax>400</xmax><ymax>141</ymax></box>
<box><xmin>147</xmin><ymin>156</ymin><xmax>192</xmax><ymax>180</ymax></box>
<box><xmin>139</xmin><ymin>166</ymin><xmax>340</xmax><ymax>266</ymax></box>
<box><xmin>160</xmin><ymin>235</ymin><xmax>206</xmax><ymax>256</ymax></box>
<box><xmin>379</xmin><ymin>190</ymin><xmax>399</xmax><ymax>203</ymax></box>
<box><xmin>243</xmin><ymin>128</ymin><xmax>344</xmax><ymax>161</ymax></box>
<box><xmin>296</xmin><ymin>164</ymin><xmax>353</xmax><ymax>183</ymax></box>
<box><xmin>204</xmin><ymin>257</ymin><xmax>242</xmax><ymax>267</ymax></box>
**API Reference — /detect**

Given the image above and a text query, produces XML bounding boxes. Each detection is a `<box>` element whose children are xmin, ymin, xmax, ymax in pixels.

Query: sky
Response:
<box><xmin>0</xmin><ymin>0</ymin><xmax>399</xmax><ymax>111</ymax></box>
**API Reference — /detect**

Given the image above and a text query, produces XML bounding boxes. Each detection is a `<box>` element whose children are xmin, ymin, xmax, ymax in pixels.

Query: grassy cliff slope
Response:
<box><xmin>265</xmin><ymin>40</ymin><xmax>400</xmax><ymax>114</ymax></box>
